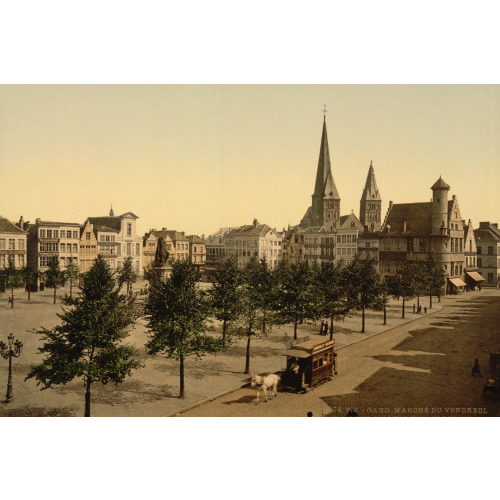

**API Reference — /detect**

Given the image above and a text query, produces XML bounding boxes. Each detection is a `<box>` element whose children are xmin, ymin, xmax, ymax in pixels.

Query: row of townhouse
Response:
<box><xmin>0</xmin><ymin>209</ymin><xmax>143</xmax><ymax>284</ymax></box>
<box><xmin>141</xmin><ymin>228</ymin><xmax>206</xmax><ymax>277</ymax></box>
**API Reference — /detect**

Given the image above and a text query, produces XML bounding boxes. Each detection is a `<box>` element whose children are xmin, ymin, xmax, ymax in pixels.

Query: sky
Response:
<box><xmin>0</xmin><ymin>84</ymin><xmax>499</xmax><ymax>237</ymax></box>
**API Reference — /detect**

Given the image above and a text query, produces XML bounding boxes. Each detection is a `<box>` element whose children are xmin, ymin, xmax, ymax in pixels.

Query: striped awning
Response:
<box><xmin>466</xmin><ymin>271</ymin><xmax>485</xmax><ymax>282</ymax></box>
<box><xmin>448</xmin><ymin>277</ymin><xmax>466</xmax><ymax>287</ymax></box>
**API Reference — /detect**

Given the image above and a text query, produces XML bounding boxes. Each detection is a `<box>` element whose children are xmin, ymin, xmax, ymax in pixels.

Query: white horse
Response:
<box><xmin>250</xmin><ymin>373</ymin><xmax>280</xmax><ymax>403</ymax></box>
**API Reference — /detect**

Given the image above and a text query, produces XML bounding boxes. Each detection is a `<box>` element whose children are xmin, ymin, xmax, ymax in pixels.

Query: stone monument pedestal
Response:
<box><xmin>152</xmin><ymin>262</ymin><xmax>173</xmax><ymax>283</ymax></box>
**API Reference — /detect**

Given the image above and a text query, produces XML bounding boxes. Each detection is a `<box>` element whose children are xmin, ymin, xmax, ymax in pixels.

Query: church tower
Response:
<box><xmin>300</xmin><ymin>115</ymin><xmax>341</xmax><ymax>230</ymax></box>
<box><xmin>431</xmin><ymin>176</ymin><xmax>450</xmax><ymax>235</ymax></box>
<box><xmin>359</xmin><ymin>161</ymin><xmax>382</xmax><ymax>232</ymax></box>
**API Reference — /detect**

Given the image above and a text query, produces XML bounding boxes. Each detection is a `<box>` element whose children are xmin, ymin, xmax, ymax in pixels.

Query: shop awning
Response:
<box><xmin>466</xmin><ymin>271</ymin><xmax>485</xmax><ymax>282</ymax></box>
<box><xmin>448</xmin><ymin>277</ymin><xmax>466</xmax><ymax>287</ymax></box>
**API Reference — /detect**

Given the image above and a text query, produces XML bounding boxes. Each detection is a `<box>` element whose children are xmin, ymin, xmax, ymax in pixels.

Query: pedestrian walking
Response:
<box><xmin>413</xmin><ymin>304</ymin><xmax>416</xmax><ymax>314</ymax></box>
<box><xmin>319</xmin><ymin>321</ymin><xmax>324</xmax><ymax>335</ymax></box>
<box><xmin>424</xmin><ymin>306</ymin><xmax>427</xmax><ymax>314</ymax></box>
<box><xmin>438</xmin><ymin>294</ymin><xmax>441</xmax><ymax>303</ymax></box>
<box><xmin>471</xmin><ymin>358</ymin><xmax>482</xmax><ymax>377</ymax></box>
<box><xmin>418</xmin><ymin>305</ymin><xmax>422</xmax><ymax>314</ymax></box>
<box><xmin>324</xmin><ymin>323</ymin><xmax>329</xmax><ymax>337</ymax></box>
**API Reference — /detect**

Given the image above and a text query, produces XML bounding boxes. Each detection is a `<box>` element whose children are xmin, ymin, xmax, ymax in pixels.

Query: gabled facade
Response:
<box><xmin>87</xmin><ymin>210</ymin><xmax>142</xmax><ymax>273</ymax></box>
<box><xmin>0</xmin><ymin>216</ymin><xmax>28</xmax><ymax>269</ymax></box>
<box><xmin>224</xmin><ymin>219</ymin><xmax>282</xmax><ymax>269</ymax></box>
<box><xmin>379</xmin><ymin>177</ymin><xmax>466</xmax><ymax>294</ymax></box>
<box><xmin>474</xmin><ymin>221</ymin><xmax>500</xmax><ymax>286</ymax></box>
<box><xmin>79</xmin><ymin>219</ymin><xmax>98</xmax><ymax>273</ymax></box>
<box><xmin>281</xmin><ymin>225</ymin><xmax>305</xmax><ymax>265</ymax></box>
<box><xmin>187</xmin><ymin>235</ymin><xmax>206</xmax><ymax>267</ymax></box>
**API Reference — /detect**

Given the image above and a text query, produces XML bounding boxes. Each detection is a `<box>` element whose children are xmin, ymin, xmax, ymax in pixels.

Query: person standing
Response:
<box><xmin>319</xmin><ymin>321</ymin><xmax>325</xmax><ymax>335</ymax></box>
<box><xmin>324</xmin><ymin>323</ymin><xmax>329</xmax><ymax>337</ymax></box>
<box><xmin>472</xmin><ymin>359</ymin><xmax>482</xmax><ymax>377</ymax></box>
<box><xmin>413</xmin><ymin>304</ymin><xmax>416</xmax><ymax>314</ymax></box>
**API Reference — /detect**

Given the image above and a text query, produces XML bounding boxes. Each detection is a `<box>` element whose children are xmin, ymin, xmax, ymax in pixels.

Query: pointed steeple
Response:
<box><xmin>361</xmin><ymin>161</ymin><xmax>381</xmax><ymax>201</ymax></box>
<box><xmin>313</xmin><ymin>119</ymin><xmax>340</xmax><ymax>200</ymax></box>
<box><xmin>109</xmin><ymin>204</ymin><xmax>114</xmax><ymax>217</ymax></box>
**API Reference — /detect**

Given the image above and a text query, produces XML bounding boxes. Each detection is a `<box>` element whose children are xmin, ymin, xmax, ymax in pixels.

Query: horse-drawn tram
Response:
<box><xmin>281</xmin><ymin>338</ymin><xmax>336</xmax><ymax>392</ymax></box>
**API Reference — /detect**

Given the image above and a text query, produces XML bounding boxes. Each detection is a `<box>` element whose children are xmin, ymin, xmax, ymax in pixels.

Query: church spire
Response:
<box><xmin>109</xmin><ymin>204</ymin><xmax>114</xmax><ymax>217</ymax></box>
<box><xmin>313</xmin><ymin>118</ymin><xmax>340</xmax><ymax>200</ymax></box>
<box><xmin>361</xmin><ymin>160</ymin><xmax>381</xmax><ymax>201</ymax></box>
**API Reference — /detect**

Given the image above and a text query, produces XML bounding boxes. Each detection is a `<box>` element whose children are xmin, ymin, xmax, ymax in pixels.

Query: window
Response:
<box><xmin>18</xmin><ymin>255</ymin><xmax>24</xmax><ymax>267</ymax></box>
<box><xmin>106</xmin><ymin>235</ymin><xmax>110</xmax><ymax>242</ymax></box>
<box><xmin>0</xmin><ymin>239</ymin><xmax>5</xmax><ymax>250</ymax></box>
<box><xmin>73</xmin><ymin>244</ymin><xmax>78</xmax><ymax>253</ymax></box>
<box><xmin>136</xmin><ymin>243</ymin><xmax>140</xmax><ymax>256</ymax></box>
<box><xmin>39</xmin><ymin>229</ymin><xmax>46</xmax><ymax>238</ymax></box>
<box><xmin>127</xmin><ymin>223</ymin><xmax>132</xmax><ymax>237</ymax></box>
<box><xmin>477</xmin><ymin>247</ymin><xmax>482</xmax><ymax>255</ymax></box>
<box><xmin>67</xmin><ymin>231</ymin><xmax>72</xmax><ymax>238</ymax></box>
<box><xmin>127</xmin><ymin>243</ymin><xmax>131</xmax><ymax>256</ymax></box>
<box><xmin>478</xmin><ymin>258</ymin><xmax>482</xmax><ymax>267</ymax></box>
<box><xmin>18</xmin><ymin>239</ymin><xmax>24</xmax><ymax>250</ymax></box>
<box><xmin>47</xmin><ymin>230</ymin><xmax>52</xmax><ymax>238</ymax></box>
<box><xmin>73</xmin><ymin>231</ymin><xmax>78</xmax><ymax>239</ymax></box>
<box><xmin>100</xmin><ymin>235</ymin><xmax>105</xmax><ymax>241</ymax></box>
<box><xmin>53</xmin><ymin>230</ymin><xmax>59</xmax><ymax>238</ymax></box>
<box><xmin>86</xmin><ymin>232</ymin><xmax>91</xmax><ymax>240</ymax></box>
<box><xmin>9</xmin><ymin>239</ymin><xmax>15</xmax><ymax>249</ymax></box>
<box><xmin>488</xmin><ymin>246</ymin><xmax>494</xmax><ymax>255</ymax></box>
<box><xmin>60</xmin><ymin>243</ymin><xmax>65</xmax><ymax>252</ymax></box>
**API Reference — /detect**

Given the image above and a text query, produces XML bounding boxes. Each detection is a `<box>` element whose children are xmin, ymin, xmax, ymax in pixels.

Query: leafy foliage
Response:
<box><xmin>65</xmin><ymin>257</ymin><xmax>79</xmax><ymax>299</ymax></box>
<box><xmin>1</xmin><ymin>258</ymin><xmax>24</xmax><ymax>308</ymax></box>
<box><xmin>117</xmin><ymin>256</ymin><xmax>138</xmax><ymax>295</ymax></box>
<box><xmin>207</xmin><ymin>257</ymin><xmax>243</xmax><ymax>346</ymax></box>
<box><xmin>145</xmin><ymin>259</ymin><xmax>223</xmax><ymax>398</ymax></box>
<box><xmin>45</xmin><ymin>256</ymin><xmax>63</xmax><ymax>304</ymax></box>
<box><xmin>26</xmin><ymin>255</ymin><xmax>141</xmax><ymax>416</ymax></box>
<box><xmin>344</xmin><ymin>257</ymin><xmax>386</xmax><ymax>333</ymax></box>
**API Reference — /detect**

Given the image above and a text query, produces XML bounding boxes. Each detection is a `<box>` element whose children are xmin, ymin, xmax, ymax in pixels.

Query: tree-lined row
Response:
<box><xmin>23</xmin><ymin>254</ymin><xmax>445</xmax><ymax>416</ymax></box>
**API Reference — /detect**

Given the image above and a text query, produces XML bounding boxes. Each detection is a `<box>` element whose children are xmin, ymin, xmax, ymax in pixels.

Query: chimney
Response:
<box><xmin>389</xmin><ymin>201</ymin><xmax>393</xmax><ymax>209</ymax></box>
<box><xmin>452</xmin><ymin>195</ymin><xmax>456</xmax><ymax>200</ymax></box>
<box><xmin>36</xmin><ymin>218</ymin><xmax>41</xmax><ymax>224</ymax></box>
<box><xmin>19</xmin><ymin>216</ymin><xmax>24</xmax><ymax>230</ymax></box>
<box><xmin>253</xmin><ymin>218</ymin><xmax>258</xmax><ymax>228</ymax></box>
<box><xmin>181</xmin><ymin>231</ymin><xmax>185</xmax><ymax>236</ymax></box>
<box><xmin>162</xmin><ymin>227</ymin><xmax>167</xmax><ymax>231</ymax></box>
<box><xmin>493</xmin><ymin>223</ymin><xmax>499</xmax><ymax>229</ymax></box>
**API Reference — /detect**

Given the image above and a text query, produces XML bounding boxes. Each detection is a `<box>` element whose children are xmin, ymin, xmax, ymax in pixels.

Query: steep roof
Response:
<box><xmin>313</xmin><ymin>119</ymin><xmax>340</xmax><ymax>200</ymax></box>
<box><xmin>360</xmin><ymin>161</ymin><xmax>381</xmax><ymax>201</ymax></box>
<box><xmin>227</xmin><ymin>222</ymin><xmax>278</xmax><ymax>238</ymax></box>
<box><xmin>187</xmin><ymin>235</ymin><xmax>204</xmax><ymax>244</ymax></box>
<box><xmin>431</xmin><ymin>176</ymin><xmax>450</xmax><ymax>190</ymax></box>
<box><xmin>0</xmin><ymin>216</ymin><xmax>27</xmax><ymax>234</ymax></box>
<box><xmin>339</xmin><ymin>213</ymin><xmax>364</xmax><ymax>229</ymax></box>
<box><xmin>88</xmin><ymin>217</ymin><xmax>122</xmax><ymax>232</ymax></box>
<box><xmin>474</xmin><ymin>222</ymin><xmax>500</xmax><ymax>241</ymax></box>
<box><xmin>383</xmin><ymin>202</ymin><xmax>433</xmax><ymax>235</ymax></box>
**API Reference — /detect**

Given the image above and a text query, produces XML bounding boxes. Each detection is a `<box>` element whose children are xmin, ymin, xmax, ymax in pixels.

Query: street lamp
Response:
<box><xmin>0</xmin><ymin>334</ymin><xmax>23</xmax><ymax>403</ymax></box>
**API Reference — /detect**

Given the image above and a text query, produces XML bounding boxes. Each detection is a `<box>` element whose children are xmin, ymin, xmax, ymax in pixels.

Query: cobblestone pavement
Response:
<box><xmin>179</xmin><ymin>289</ymin><xmax>500</xmax><ymax>417</ymax></box>
<box><xmin>1</xmin><ymin>280</ymin><xmax>497</xmax><ymax>417</ymax></box>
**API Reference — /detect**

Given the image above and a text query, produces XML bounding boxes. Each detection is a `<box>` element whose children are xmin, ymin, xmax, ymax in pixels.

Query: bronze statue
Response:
<box><xmin>154</xmin><ymin>236</ymin><xmax>170</xmax><ymax>266</ymax></box>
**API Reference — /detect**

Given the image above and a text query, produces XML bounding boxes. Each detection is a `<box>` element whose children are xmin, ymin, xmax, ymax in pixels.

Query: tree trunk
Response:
<box><xmin>244</xmin><ymin>332</ymin><xmax>251</xmax><ymax>374</ymax></box>
<box><xmin>53</xmin><ymin>287</ymin><xmax>57</xmax><ymax>304</ymax></box>
<box><xmin>361</xmin><ymin>306</ymin><xmax>365</xmax><ymax>333</ymax></box>
<box><xmin>429</xmin><ymin>288</ymin><xmax>433</xmax><ymax>309</ymax></box>
<box><xmin>179</xmin><ymin>355</ymin><xmax>185</xmax><ymax>399</ymax></box>
<box><xmin>84</xmin><ymin>377</ymin><xmax>92</xmax><ymax>417</ymax></box>
<box><xmin>329</xmin><ymin>316</ymin><xmax>334</xmax><ymax>341</ymax></box>
<box><xmin>417</xmin><ymin>295</ymin><xmax>420</xmax><ymax>309</ymax></box>
<box><xmin>10</xmin><ymin>287</ymin><xmax>14</xmax><ymax>308</ymax></box>
<box><xmin>70</xmin><ymin>280</ymin><xmax>73</xmax><ymax>299</ymax></box>
<box><xmin>27</xmin><ymin>286</ymin><xmax>31</xmax><ymax>301</ymax></box>
<box><xmin>293</xmin><ymin>319</ymin><xmax>298</xmax><ymax>341</ymax></box>
<box><xmin>383</xmin><ymin>306</ymin><xmax>387</xmax><ymax>325</ymax></box>
<box><xmin>222</xmin><ymin>319</ymin><xmax>227</xmax><ymax>347</ymax></box>
<box><xmin>262</xmin><ymin>310</ymin><xmax>266</xmax><ymax>334</ymax></box>
<box><xmin>402</xmin><ymin>296</ymin><xmax>405</xmax><ymax>318</ymax></box>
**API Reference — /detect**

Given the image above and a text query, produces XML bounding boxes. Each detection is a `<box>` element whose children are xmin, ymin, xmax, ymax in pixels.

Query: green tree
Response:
<box><xmin>208</xmin><ymin>257</ymin><xmax>243</xmax><ymax>347</ymax></box>
<box><xmin>255</xmin><ymin>257</ymin><xmax>277</xmax><ymax>334</ymax></box>
<box><xmin>274</xmin><ymin>261</ymin><xmax>318</xmax><ymax>341</ymax></box>
<box><xmin>22</xmin><ymin>266</ymin><xmax>39</xmax><ymax>301</ymax></box>
<box><xmin>344</xmin><ymin>257</ymin><xmax>385</xmax><ymax>333</ymax></box>
<box><xmin>45</xmin><ymin>256</ymin><xmax>63</xmax><ymax>304</ymax></box>
<box><xmin>315</xmin><ymin>262</ymin><xmax>351</xmax><ymax>340</ymax></box>
<box><xmin>3</xmin><ymin>258</ymin><xmax>24</xmax><ymax>308</ymax></box>
<box><xmin>26</xmin><ymin>255</ymin><xmax>141</xmax><ymax>417</ymax></box>
<box><xmin>386</xmin><ymin>260</ymin><xmax>418</xmax><ymax>318</ymax></box>
<box><xmin>423</xmin><ymin>257</ymin><xmax>447</xmax><ymax>308</ymax></box>
<box><xmin>117</xmin><ymin>256</ymin><xmax>138</xmax><ymax>295</ymax></box>
<box><xmin>233</xmin><ymin>257</ymin><xmax>266</xmax><ymax>374</ymax></box>
<box><xmin>65</xmin><ymin>257</ymin><xmax>79</xmax><ymax>299</ymax></box>
<box><xmin>145</xmin><ymin>259</ymin><xmax>223</xmax><ymax>398</ymax></box>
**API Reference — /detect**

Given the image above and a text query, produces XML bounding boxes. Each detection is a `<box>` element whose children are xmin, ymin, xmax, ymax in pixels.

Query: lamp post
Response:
<box><xmin>0</xmin><ymin>334</ymin><xmax>23</xmax><ymax>403</ymax></box>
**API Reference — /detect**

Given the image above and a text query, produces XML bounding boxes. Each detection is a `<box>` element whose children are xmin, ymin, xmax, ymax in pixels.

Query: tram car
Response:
<box><xmin>281</xmin><ymin>338</ymin><xmax>337</xmax><ymax>392</ymax></box>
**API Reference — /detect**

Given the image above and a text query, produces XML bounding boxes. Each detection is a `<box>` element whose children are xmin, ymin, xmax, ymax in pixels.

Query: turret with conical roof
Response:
<box><xmin>359</xmin><ymin>161</ymin><xmax>382</xmax><ymax>232</ymax></box>
<box><xmin>300</xmin><ymin>116</ymin><xmax>341</xmax><ymax>230</ymax></box>
<box><xmin>431</xmin><ymin>176</ymin><xmax>450</xmax><ymax>235</ymax></box>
